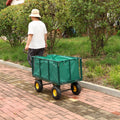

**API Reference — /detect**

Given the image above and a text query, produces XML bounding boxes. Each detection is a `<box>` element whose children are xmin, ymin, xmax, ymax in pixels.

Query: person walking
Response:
<box><xmin>25</xmin><ymin>9</ymin><xmax>47</xmax><ymax>66</ymax></box>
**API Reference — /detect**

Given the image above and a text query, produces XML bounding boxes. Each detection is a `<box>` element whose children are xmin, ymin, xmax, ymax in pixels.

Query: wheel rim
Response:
<box><xmin>53</xmin><ymin>89</ymin><xmax>57</xmax><ymax>97</ymax></box>
<box><xmin>73</xmin><ymin>85</ymin><xmax>77</xmax><ymax>92</ymax></box>
<box><xmin>36</xmin><ymin>83</ymin><xmax>39</xmax><ymax>90</ymax></box>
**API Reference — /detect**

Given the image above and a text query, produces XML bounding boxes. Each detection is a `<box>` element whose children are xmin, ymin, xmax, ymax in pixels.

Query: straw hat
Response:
<box><xmin>29</xmin><ymin>9</ymin><xmax>41</xmax><ymax>18</ymax></box>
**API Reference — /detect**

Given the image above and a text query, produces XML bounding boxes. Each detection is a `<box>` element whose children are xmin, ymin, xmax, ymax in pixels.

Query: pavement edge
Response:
<box><xmin>80</xmin><ymin>81</ymin><xmax>120</xmax><ymax>98</ymax></box>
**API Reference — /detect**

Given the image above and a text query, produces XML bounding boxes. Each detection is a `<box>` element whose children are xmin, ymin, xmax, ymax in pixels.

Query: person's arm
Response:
<box><xmin>25</xmin><ymin>34</ymin><xmax>33</xmax><ymax>50</ymax></box>
<box><xmin>45</xmin><ymin>33</ymin><xmax>47</xmax><ymax>48</ymax></box>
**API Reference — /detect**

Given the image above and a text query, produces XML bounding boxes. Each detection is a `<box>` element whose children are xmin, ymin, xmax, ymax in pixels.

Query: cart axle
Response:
<box><xmin>61</xmin><ymin>89</ymin><xmax>71</xmax><ymax>93</ymax></box>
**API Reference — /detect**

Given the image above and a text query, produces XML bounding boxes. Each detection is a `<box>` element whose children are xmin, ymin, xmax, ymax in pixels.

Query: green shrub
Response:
<box><xmin>0</xmin><ymin>0</ymin><xmax>70</xmax><ymax>49</ymax></box>
<box><xmin>0</xmin><ymin>5</ymin><xmax>24</xmax><ymax>47</ymax></box>
<box><xmin>0</xmin><ymin>0</ymin><xmax>6</xmax><ymax>11</ymax></box>
<box><xmin>86</xmin><ymin>72</ymin><xmax>96</xmax><ymax>78</ymax></box>
<box><xmin>108</xmin><ymin>66</ymin><xmax>120</xmax><ymax>89</ymax></box>
<box><xmin>94</xmin><ymin>65</ymin><xmax>105</xmax><ymax>76</ymax></box>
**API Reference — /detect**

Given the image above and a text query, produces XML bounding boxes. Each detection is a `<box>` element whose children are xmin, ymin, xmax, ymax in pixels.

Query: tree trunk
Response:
<box><xmin>50</xmin><ymin>30</ymin><xmax>57</xmax><ymax>52</ymax></box>
<box><xmin>89</xmin><ymin>26</ymin><xmax>107</xmax><ymax>56</ymax></box>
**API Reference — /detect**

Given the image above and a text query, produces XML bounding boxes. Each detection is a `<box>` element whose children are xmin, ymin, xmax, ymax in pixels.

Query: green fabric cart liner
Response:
<box><xmin>32</xmin><ymin>55</ymin><xmax>81</xmax><ymax>85</ymax></box>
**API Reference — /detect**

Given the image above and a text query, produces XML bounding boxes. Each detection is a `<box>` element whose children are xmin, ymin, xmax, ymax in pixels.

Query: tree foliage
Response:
<box><xmin>70</xmin><ymin>0</ymin><xmax>120</xmax><ymax>56</ymax></box>
<box><xmin>0</xmin><ymin>0</ymin><xmax>69</xmax><ymax>49</ymax></box>
<box><xmin>0</xmin><ymin>0</ymin><xmax>6</xmax><ymax>11</ymax></box>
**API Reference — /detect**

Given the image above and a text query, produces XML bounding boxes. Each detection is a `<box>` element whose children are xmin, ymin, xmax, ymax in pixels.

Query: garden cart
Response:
<box><xmin>32</xmin><ymin>54</ymin><xmax>82</xmax><ymax>100</ymax></box>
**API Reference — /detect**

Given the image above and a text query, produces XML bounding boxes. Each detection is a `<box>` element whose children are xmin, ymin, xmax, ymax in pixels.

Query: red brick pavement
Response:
<box><xmin>64</xmin><ymin>87</ymin><xmax>120</xmax><ymax>114</ymax></box>
<box><xmin>0</xmin><ymin>79</ymin><xmax>86</xmax><ymax>120</ymax></box>
<box><xmin>0</xmin><ymin>62</ymin><xmax>120</xmax><ymax>120</ymax></box>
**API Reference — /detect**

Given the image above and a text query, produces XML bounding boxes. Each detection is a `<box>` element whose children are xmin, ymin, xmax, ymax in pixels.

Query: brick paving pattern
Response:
<box><xmin>0</xmin><ymin>63</ymin><xmax>120</xmax><ymax>120</ymax></box>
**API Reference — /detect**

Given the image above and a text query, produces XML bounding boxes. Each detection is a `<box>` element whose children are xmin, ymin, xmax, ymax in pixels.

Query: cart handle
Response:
<box><xmin>79</xmin><ymin>58</ymin><xmax>82</xmax><ymax>80</ymax></box>
<box><xmin>23</xmin><ymin>49</ymin><xmax>28</xmax><ymax>54</ymax></box>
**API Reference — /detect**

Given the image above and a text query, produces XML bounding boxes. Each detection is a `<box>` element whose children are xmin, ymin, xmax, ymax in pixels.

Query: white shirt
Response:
<box><xmin>28</xmin><ymin>21</ymin><xmax>47</xmax><ymax>49</ymax></box>
<box><xmin>11</xmin><ymin>0</ymin><xmax>24</xmax><ymax>5</ymax></box>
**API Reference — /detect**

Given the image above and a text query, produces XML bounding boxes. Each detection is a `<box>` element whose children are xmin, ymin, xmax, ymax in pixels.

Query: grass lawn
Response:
<box><xmin>0</xmin><ymin>40</ymin><xmax>29</xmax><ymax>67</ymax></box>
<box><xmin>52</xmin><ymin>36</ymin><xmax>91</xmax><ymax>58</ymax></box>
<box><xmin>0</xmin><ymin>35</ymin><xmax>120</xmax><ymax>90</ymax></box>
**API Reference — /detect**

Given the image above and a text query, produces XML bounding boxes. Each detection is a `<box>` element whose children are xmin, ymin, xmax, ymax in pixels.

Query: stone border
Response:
<box><xmin>0</xmin><ymin>60</ymin><xmax>31</xmax><ymax>72</ymax></box>
<box><xmin>80</xmin><ymin>81</ymin><xmax>120</xmax><ymax>98</ymax></box>
<box><xmin>0</xmin><ymin>59</ymin><xmax>120</xmax><ymax>98</ymax></box>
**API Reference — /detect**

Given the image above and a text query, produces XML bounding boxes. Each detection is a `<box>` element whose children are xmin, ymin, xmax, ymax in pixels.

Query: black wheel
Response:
<box><xmin>71</xmin><ymin>82</ymin><xmax>81</xmax><ymax>95</ymax></box>
<box><xmin>52</xmin><ymin>86</ymin><xmax>61</xmax><ymax>100</ymax></box>
<box><xmin>34</xmin><ymin>80</ymin><xmax>43</xmax><ymax>92</ymax></box>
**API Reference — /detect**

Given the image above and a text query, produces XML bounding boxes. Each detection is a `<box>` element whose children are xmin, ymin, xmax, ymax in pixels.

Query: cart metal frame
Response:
<box><xmin>32</xmin><ymin>55</ymin><xmax>82</xmax><ymax>99</ymax></box>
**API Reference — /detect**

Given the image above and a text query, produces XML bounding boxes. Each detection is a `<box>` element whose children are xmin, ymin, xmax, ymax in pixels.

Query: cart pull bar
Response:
<box><xmin>43</xmin><ymin>83</ymin><xmax>52</xmax><ymax>86</ymax></box>
<box><xmin>61</xmin><ymin>89</ymin><xmax>71</xmax><ymax>93</ymax></box>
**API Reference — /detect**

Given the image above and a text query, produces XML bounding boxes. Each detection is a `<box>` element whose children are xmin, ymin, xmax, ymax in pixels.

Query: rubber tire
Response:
<box><xmin>71</xmin><ymin>82</ymin><xmax>81</xmax><ymax>95</ymax></box>
<box><xmin>52</xmin><ymin>86</ymin><xmax>61</xmax><ymax>100</ymax></box>
<box><xmin>34</xmin><ymin>80</ymin><xmax>43</xmax><ymax>92</ymax></box>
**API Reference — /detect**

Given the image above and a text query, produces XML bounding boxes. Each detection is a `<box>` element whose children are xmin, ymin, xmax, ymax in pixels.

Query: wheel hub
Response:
<box><xmin>73</xmin><ymin>85</ymin><xmax>77</xmax><ymax>92</ymax></box>
<box><xmin>36</xmin><ymin>83</ymin><xmax>39</xmax><ymax>90</ymax></box>
<box><xmin>53</xmin><ymin>89</ymin><xmax>57</xmax><ymax>97</ymax></box>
